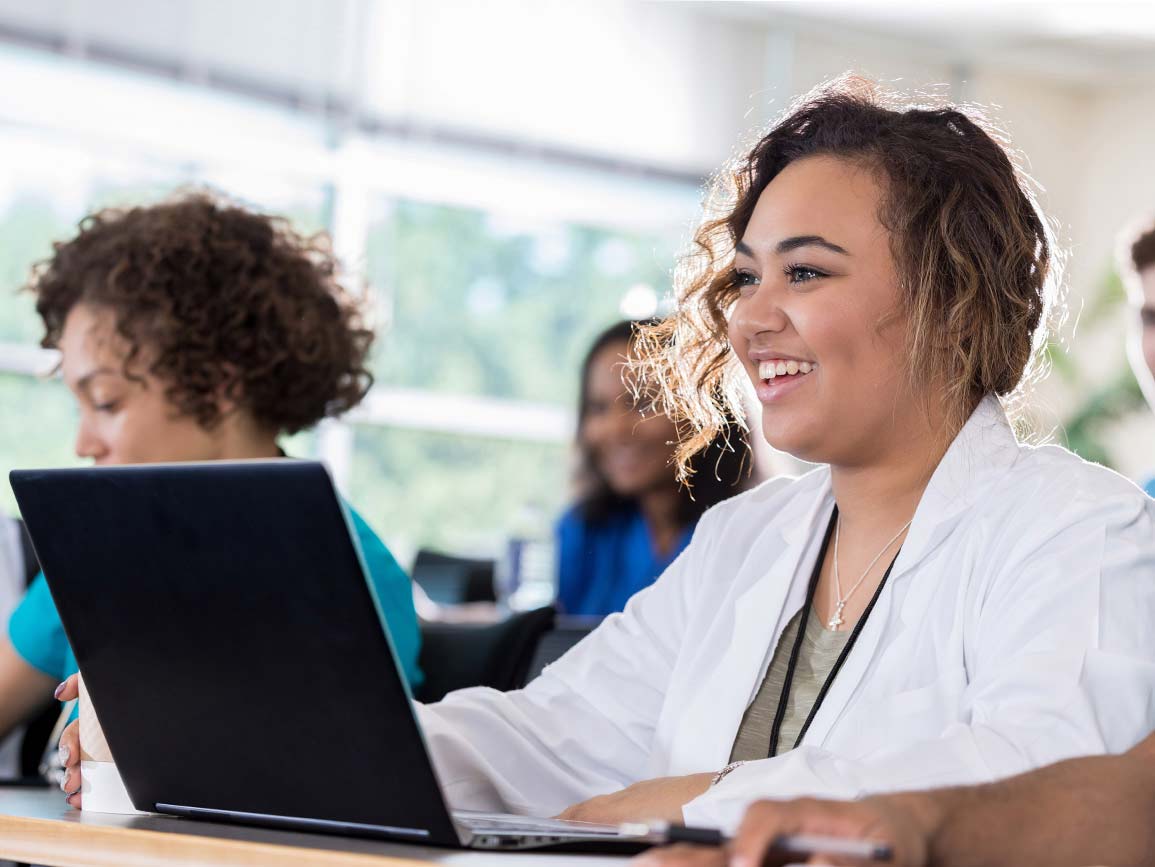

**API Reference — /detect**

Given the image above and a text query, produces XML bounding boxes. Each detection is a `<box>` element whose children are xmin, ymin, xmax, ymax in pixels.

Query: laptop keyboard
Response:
<box><xmin>454</xmin><ymin>810</ymin><xmax>624</xmax><ymax>836</ymax></box>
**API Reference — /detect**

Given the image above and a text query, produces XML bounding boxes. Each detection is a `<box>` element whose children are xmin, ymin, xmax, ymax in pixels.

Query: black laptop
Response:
<box><xmin>10</xmin><ymin>461</ymin><xmax>652</xmax><ymax>852</ymax></box>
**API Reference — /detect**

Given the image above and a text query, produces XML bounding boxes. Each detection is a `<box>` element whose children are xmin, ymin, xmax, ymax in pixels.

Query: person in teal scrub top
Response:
<box><xmin>0</xmin><ymin>193</ymin><xmax>422</xmax><ymax>773</ymax></box>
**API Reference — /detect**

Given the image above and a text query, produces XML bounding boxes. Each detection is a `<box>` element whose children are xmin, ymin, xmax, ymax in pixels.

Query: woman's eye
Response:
<box><xmin>92</xmin><ymin>400</ymin><xmax>120</xmax><ymax>413</ymax></box>
<box><xmin>733</xmin><ymin>270</ymin><xmax>760</xmax><ymax>293</ymax></box>
<box><xmin>585</xmin><ymin>399</ymin><xmax>609</xmax><ymax>416</ymax></box>
<box><xmin>784</xmin><ymin>264</ymin><xmax>828</xmax><ymax>285</ymax></box>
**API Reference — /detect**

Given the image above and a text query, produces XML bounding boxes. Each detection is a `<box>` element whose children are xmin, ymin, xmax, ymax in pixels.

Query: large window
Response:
<box><xmin>0</xmin><ymin>48</ymin><xmax>698</xmax><ymax>564</ymax></box>
<box><xmin>366</xmin><ymin>198</ymin><xmax>674</xmax><ymax>403</ymax></box>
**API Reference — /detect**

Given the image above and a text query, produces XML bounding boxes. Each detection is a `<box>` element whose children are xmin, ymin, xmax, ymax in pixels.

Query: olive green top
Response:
<box><xmin>729</xmin><ymin>607</ymin><xmax>853</xmax><ymax>762</ymax></box>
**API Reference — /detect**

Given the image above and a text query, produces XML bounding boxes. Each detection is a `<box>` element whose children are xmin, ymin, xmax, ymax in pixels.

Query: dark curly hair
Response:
<box><xmin>1121</xmin><ymin>215</ymin><xmax>1155</xmax><ymax>281</ymax></box>
<box><xmin>634</xmin><ymin>76</ymin><xmax>1061</xmax><ymax>476</ymax></box>
<box><xmin>29</xmin><ymin>191</ymin><xmax>374</xmax><ymax>435</ymax></box>
<box><xmin>577</xmin><ymin>319</ymin><xmax>753</xmax><ymax>525</ymax></box>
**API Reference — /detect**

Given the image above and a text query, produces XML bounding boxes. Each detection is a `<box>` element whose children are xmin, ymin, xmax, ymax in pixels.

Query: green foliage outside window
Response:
<box><xmin>346</xmin><ymin>425</ymin><xmax>570</xmax><ymax>563</ymax></box>
<box><xmin>0</xmin><ymin>375</ymin><xmax>80</xmax><ymax>513</ymax></box>
<box><xmin>1050</xmin><ymin>267</ymin><xmax>1147</xmax><ymax>468</ymax></box>
<box><xmin>366</xmin><ymin>199</ymin><xmax>675</xmax><ymax>405</ymax></box>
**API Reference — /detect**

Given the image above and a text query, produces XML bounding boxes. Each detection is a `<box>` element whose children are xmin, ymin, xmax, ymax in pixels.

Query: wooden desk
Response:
<box><xmin>0</xmin><ymin>788</ymin><xmax>629</xmax><ymax>866</ymax></box>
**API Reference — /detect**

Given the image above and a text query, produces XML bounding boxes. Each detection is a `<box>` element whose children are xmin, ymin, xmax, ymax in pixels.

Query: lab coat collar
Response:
<box><xmin>684</xmin><ymin>469</ymin><xmax>834</xmax><ymax>770</ymax></box>
<box><xmin>684</xmin><ymin>398</ymin><xmax>1021</xmax><ymax>764</ymax></box>
<box><xmin>799</xmin><ymin>396</ymin><xmax>1021</xmax><ymax>747</ymax></box>
<box><xmin>890</xmin><ymin>395</ymin><xmax>1020</xmax><ymax>583</ymax></box>
<box><xmin>778</xmin><ymin>397</ymin><xmax>1019</xmax><ymax>563</ymax></box>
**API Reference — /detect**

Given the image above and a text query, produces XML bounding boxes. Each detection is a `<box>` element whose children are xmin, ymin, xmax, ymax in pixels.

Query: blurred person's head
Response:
<box><xmin>634</xmin><ymin>76</ymin><xmax>1057</xmax><ymax>475</ymax></box>
<box><xmin>577</xmin><ymin>319</ymin><xmax>751</xmax><ymax>525</ymax></box>
<box><xmin>29</xmin><ymin>191</ymin><xmax>373</xmax><ymax>465</ymax></box>
<box><xmin>1119</xmin><ymin>217</ymin><xmax>1155</xmax><ymax>409</ymax></box>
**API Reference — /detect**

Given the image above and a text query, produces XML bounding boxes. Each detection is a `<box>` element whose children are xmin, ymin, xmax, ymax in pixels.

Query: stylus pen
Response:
<box><xmin>628</xmin><ymin>822</ymin><xmax>893</xmax><ymax>862</ymax></box>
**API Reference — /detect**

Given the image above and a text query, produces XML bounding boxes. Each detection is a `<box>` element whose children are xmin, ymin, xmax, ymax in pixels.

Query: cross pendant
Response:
<box><xmin>827</xmin><ymin>602</ymin><xmax>845</xmax><ymax>630</ymax></box>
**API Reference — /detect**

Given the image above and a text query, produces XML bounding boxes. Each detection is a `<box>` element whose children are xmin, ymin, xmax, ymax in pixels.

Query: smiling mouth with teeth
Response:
<box><xmin>758</xmin><ymin>359</ymin><xmax>817</xmax><ymax>380</ymax></box>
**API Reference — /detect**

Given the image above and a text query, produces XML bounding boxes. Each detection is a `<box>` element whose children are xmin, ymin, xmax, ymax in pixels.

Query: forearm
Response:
<box><xmin>882</xmin><ymin>753</ymin><xmax>1155</xmax><ymax>867</ymax></box>
<box><xmin>0</xmin><ymin>640</ymin><xmax>57</xmax><ymax>740</ymax></box>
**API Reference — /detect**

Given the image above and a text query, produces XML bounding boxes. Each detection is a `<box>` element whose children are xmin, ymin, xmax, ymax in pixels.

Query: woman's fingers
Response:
<box><xmin>53</xmin><ymin>674</ymin><xmax>79</xmax><ymax>702</ymax></box>
<box><xmin>58</xmin><ymin>720</ymin><xmax>80</xmax><ymax>769</ymax></box>
<box><xmin>57</xmin><ymin>718</ymin><xmax>83</xmax><ymax>809</ymax></box>
<box><xmin>633</xmin><ymin>843</ymin><xmax>726</xmax><ymax>866</ymax></box>
<box><xmin>730</xmin><ymin>800</ymin><xmax>802</xmax><ymax>867</ymax></box>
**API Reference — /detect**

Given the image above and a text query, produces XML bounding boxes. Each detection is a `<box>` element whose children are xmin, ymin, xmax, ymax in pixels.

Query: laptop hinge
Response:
<box><xmin>156</xmin><ymin>802</ymin><xmax>432</xmax><ymax>840</ymax></box>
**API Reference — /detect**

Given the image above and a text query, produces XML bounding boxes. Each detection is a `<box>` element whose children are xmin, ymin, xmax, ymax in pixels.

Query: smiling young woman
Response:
<box><xmin>57</xmin><ymin>81</ymin><xmax>1155</xmax><ymax>830</ymax></box>
<box><xmin>406</xmin><ymin>76</ymin><xmax>1155</xmax><ymax>830</ymax></box>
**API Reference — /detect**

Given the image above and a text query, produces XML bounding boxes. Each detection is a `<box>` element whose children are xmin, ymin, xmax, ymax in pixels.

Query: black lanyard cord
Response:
<box><xmin>766</xmin><ymin>506</ymin><xmax>902</xmax><ymax>758</ymax></box>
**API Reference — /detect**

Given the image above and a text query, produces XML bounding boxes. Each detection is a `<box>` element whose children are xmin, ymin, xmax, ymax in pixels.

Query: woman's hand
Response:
<box><xmin>633</xmin><ymin>844</ymin><xmax>723</xmax><ymax>867</ymax></box>
<box><xmin>633</xmin><ymin>795</ymin><xmax>932</xmax><ymax>867</ymax></box>
<box><xmin>557</xmin><ymin>773</ymin><xmax>714</xmax><ymax>825</ymax></box>
<box><xmin>54</xmin><ymin>674</ymin><xmax>82</xmax><ymax>809</ymax></box>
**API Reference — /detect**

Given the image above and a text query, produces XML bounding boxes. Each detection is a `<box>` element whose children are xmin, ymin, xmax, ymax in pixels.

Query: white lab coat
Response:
<box><xmin>416</xmin><ymin>397</ymin><xmax>1155</xmax><ymax>831</ymax></box>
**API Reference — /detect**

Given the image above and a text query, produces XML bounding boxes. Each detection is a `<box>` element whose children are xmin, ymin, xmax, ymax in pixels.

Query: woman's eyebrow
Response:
<box><xmin>776</xmin><ymin>235</ymin><xmax>850</xmax><ymax>256</ymax></box>
<box><xmin>734</xmin><ymin>236</ymin><xmax>850</xmax><ymax>258</ymax></box>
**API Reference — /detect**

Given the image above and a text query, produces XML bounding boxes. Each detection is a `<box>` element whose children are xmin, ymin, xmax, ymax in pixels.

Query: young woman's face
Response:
<box><xmin>581</xmin><ymin>339</ymin><xmax>679</xmax><ymax>499</ymax></box>
<box><xmin>727</xmin><ymin>155</ymin><xmax>921</xmax><ymax>466</ymax></box>
<box><xmin>59</xmin><ymin>303</ymin><xmax>235</xmax><ymax>465</ymax></box>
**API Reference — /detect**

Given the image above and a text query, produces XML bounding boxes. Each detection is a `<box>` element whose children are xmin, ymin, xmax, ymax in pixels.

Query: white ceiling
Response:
<box><xmin>688</xmin><ymin>0</ymin><xmax>1155</xmax><ymax>85</ymax></box>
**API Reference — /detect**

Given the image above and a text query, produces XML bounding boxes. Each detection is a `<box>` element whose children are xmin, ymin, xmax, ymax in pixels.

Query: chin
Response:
<box><xmin>759</xmin><ymin>421</ymin><xmax>824</xmax><ymax>464</ymax></box>
<box><xmin>604</xmin><ymin>479</ymin><xmax>646</xmax><ymax>499</ymax></box>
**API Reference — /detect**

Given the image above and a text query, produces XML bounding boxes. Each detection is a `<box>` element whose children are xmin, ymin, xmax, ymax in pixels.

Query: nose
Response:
<box><xmin>74</xmin><ymin>415</ymin><xmax>109</xmax><ymax>462</ymax></box>
<box><xmin>730</xmin><ymin>282</ymin><xmax>790</xmax><ymax>340</ymax></box>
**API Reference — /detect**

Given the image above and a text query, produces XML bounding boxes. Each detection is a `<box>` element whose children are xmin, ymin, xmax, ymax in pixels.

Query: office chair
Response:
<box><xmin>523</xmin><ymin>615</ymin><xmax>602</xmax><ymax>684</ymax></box>
<box><xmin>410</xmin><ymin>549</ymin><xmax>497</xmax><ymax>606</ymax></box>
<box><xmin>415</xmin><ymin>605</ymin><xmax>556</xmax><ymax>703</ymax></box>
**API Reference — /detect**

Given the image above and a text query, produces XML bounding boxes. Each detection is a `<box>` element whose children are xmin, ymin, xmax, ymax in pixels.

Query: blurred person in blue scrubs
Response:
<box><xmin>1120</xmin><ymin>218</ymin><xmax>1155</xmax><ymax>496</ymax></box>
<box><xmin>556</xmin><ymin>320</ymin><xmax>753</xmax><ymax>616</ymax></box>
<box><xmin>0</xmin><ymin>193</ymin><xmax>422</xmax><ymax>762</ymax></box>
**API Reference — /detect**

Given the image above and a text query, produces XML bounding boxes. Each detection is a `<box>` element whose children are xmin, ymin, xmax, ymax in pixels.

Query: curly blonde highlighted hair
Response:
<box><xmin>635</xmin><ymin>76</ymin><xmax>1060</xmax><ymax>479</ymax></box>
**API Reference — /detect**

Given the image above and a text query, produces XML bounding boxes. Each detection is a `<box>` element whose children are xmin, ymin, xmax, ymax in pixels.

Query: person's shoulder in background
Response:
<box><xmin>343</xmin><ymin>504</ymin><xmax>424</xmax><ymax>689</ymax></box>
<box><xmin>7</xmin><ymin>571</ymin><xmax>72</xmax><ymax>681</ymax></box>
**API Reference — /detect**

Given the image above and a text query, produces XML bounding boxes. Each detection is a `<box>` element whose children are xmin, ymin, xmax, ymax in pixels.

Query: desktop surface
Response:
<box><xmin>0</xmin><ymin>786</ymin><xmax>630</xmax><ymax>866</ymax></box>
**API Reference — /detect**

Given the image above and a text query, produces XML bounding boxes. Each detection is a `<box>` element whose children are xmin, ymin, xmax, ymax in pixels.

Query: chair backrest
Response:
<box><xmin>415</xmin><ymin>605</ymin><xmax>556</xmax><ymax>704</ymax></box>
<box><xmin>411</xmin><ymin>549</ymin><xmax>497</xmax><ymax>606</ymax></box>
<box><xmin>523</xmin><ymin>615</ymin><xmax>602</xmax><ymax>684</ymax></box>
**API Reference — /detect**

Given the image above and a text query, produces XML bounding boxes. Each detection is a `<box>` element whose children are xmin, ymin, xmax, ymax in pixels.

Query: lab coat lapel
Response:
<box><xmin>674</xmin><ymin>473</ymin><xmax>835</xmax><ymax>770</ymax></box>
<box><xmin>800</xmin><ymin>397</ymin><xmax>1022</xmax><ymax>746</ymax></box>
<box><xmin>888</xmin><ymin>396</ymin><xmax>1021</xmax><ymax>585</ymax></box>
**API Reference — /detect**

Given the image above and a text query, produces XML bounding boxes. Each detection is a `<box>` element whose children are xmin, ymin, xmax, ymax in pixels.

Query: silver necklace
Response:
<box><xmin>828</xmin><ymin>515</ymin><xmax>913</xmax><ymax>630</ymax></box>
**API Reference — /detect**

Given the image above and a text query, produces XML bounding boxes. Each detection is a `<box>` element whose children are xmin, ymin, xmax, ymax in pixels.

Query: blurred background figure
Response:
<box><xmin>557</xmin><ymin>320</ymin><xmax>753</xmax><ymax>616</ymax></box>
<box><xmin>0</xmin><ymin>193</ymin><xmax>423</xmax><ymax>784</ymax></box>
<box><xmin>1120</xmin><ymin>218</ymin><xmax>1155</xmax><ymax>495</ymax></box>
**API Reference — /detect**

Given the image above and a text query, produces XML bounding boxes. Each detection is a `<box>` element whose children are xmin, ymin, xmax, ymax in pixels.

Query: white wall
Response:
<box><xmin>367</xmin><ymin>0</ymin><xmax>764</xmax><ymax>172</ymax></box>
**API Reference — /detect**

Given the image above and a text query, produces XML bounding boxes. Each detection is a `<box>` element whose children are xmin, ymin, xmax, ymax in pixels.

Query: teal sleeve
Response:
<box><xmin>8</xmin><ymin>571</ymin><xmax>78</xmax><ymax>682</ymax></box>
<box><xmin>346</xmin><ymin>507</ymin><xmax>424</xmax><ymax>689</ymax></box>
